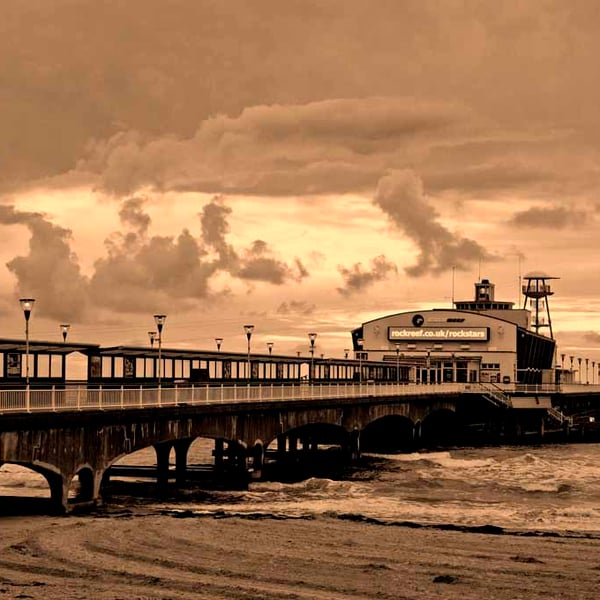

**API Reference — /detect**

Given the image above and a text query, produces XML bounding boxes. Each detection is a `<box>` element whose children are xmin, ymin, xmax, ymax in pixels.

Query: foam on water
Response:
<box><xmin>4</xmin><ymin>442</ymin><xmax>600</xmax><ymax>533</ymax></box>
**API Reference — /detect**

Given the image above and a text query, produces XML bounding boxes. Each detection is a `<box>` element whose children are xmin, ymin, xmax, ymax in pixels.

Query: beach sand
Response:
<box><xmin>1</xmin><ymin>511</ymin><xmax>600</xmax><ymax>599</ymax></box>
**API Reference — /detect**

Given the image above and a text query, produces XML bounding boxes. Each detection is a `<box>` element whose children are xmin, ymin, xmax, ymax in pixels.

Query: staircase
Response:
<box><xmin>477</xmin><ymin>383</ymin><xmax>513</xmax><ymax>409</ymax></box>
<box><xmin>546</xmin><ymin>406</ymin><xmax>572</xmax><ymax>426</ymax></box>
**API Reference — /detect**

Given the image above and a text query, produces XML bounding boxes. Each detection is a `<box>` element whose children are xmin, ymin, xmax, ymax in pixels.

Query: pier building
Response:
<box><xmin>351</xmin><ymin>276</ymin><xmax>556</xmax><ymax>385</ymax></box>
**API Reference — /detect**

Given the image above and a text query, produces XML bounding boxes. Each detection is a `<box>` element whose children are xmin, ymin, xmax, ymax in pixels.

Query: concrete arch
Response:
<box><xmin>420</xmin><ymin>408</ymin><xmax>460</xmax><ymax>448</ymax></box>
<box><xmin>361</xmin><ymin>415</ymin><xmax>416</xmax><ymax>453</ymax></box>
<box><xmin>67</xmin><ymin>465</ymin><xmax>96</xmax><ymax>504</ymax></box>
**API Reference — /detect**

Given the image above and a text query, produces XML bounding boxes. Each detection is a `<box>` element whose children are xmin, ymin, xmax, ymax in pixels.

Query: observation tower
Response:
<box><xmin>522</xmin><ymin>272</ymin><xmax>558</xmax><ymax>338</ymax></box>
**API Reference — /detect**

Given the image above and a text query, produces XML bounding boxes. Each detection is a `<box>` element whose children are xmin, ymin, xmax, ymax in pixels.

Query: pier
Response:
<box><xmin>2</xmin><ymin>380</ymin><xmax>600</xmax><ymax>513</ymax></box>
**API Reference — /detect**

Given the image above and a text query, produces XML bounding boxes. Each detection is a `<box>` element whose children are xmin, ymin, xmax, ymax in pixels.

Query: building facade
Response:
<box><xmin>351</xmin><ymin>278</ymin><xmax>556</xmax><ymax>385</ymax></box>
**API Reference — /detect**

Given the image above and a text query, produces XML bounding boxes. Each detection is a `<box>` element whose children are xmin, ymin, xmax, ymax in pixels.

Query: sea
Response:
<box><xmin>3</xmin><ymin>442</ymin><xmax>600</xmax><ymax>535</ymax></box>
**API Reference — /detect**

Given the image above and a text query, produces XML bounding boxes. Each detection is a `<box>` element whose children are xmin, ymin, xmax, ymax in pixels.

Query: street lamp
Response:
<box><xmin>357</xmin><ymin>338</ymin><xmax>364</xmax><ymax>383</ymax></box>
<box><xmin>244</xmin><ymin>324</ymin><xmax>254</xmax><ymax>381</ymax></box>
<box><xmin>344</xmin><ymin>348</ymin><xmax>349</xmax><ymax>359</ymax></box>
<box><xmin>60</xmin><ymin>323</ymin><xmax>70</xmax><ymax>343</ymax></box>
<box><xmin>308</xmin><ymin>332</ymin><xmax>317</xmax><ymax>382</ymax></box>
<box><xmin>153</xmin><ymin>314</ymin><xmax>167</xmax><ymax>385</ymax></box>
<box><xmin>560</xmin><ymin>353</ymin><xmax>565</xmax><ymax>370</ymax></box>
<box><xmin>586</xmin><ymin>358</ymin><xmax>590</xmax><ymax>384</ymax></box>
<box><xmin>148</xmin><ymin>331</ymin><xmax>157</xmax><ymax>348</ymax></box>
<box><xmin>20</xmin><ymin>298</ymin><xmax>35</xmax><ymax>387</ymax></box>
<box><xmin>215</xmin><ymin>337</ymin><xmax>223</xmax><ymax>352</ymax></box>
<box><xmin>267</xmin><ymin>342</ymin><xmax>274</xmax><ymax>356</ymax></box>
<box><xmin>395</xmin><ymin>343</ymin><xmax>401</xmax><ymax>383</ymax></box>
<box><xmin>578</xmin><ymin>357</ymin><xmax>583</xmax><ymax>383</ymax></box>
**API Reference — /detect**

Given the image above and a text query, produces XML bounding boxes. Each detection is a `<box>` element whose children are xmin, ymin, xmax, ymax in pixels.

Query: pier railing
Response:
<box><xmin>1</xmin><ymin>382</ymin><xmax>598</xmax><ymax>415</ymax></box>
<box><xmin>0</xmin><ymin>382</ymin><xmax>468</xmax><ymax>414</ymax></box>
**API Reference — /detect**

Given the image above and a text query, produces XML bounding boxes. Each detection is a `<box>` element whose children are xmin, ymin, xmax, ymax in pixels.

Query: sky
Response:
<box><xmin>2</xmin><ymin>0</ymin><xmax>600</xmax><ymax>363</ymax></box>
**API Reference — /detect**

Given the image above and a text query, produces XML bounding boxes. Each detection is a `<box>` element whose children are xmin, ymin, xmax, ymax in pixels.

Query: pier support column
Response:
<box><xmin>213</xmin><ymin>439</ymin><xmax>225</xmax><ymax>472</ymax></box>
<box><xmin>413</xmin><ymin>422</ymin><xmax>422</xmax><ymax>449</ymax></box>
<box><xmin>250</xmin><ymin>442</ymin><xmax>264</xmax><ymax>480</ymax></box>
<box><xmin>174</xmin><ymin>439</ymin><xmax>193</xmax><ymax>488</ymax></box>
<box><xmin>46</xmin><ymin>470</ymin><xmax>68</xmax><ymax>514</ymax></box>
<box><xmin>350</xmin><ymin>428</ymin><xmax>361</xmax><ymax>461</ymax></box>
<box><xmin>154</xmin><ymin>442</ymin><xmax>172</xmax><ymax>496</ymax></box>
<box><xmin>277</xmin><ymin>434</ymin><xmax>286</xmax><ymax>461</ymax></box>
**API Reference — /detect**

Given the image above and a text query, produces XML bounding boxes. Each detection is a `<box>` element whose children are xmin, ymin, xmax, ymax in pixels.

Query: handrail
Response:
<box><xmin>0</xmin><ymin>382</ymin><xmax>467</xmax><ymax>414</ymax></box>
<box><xmin>2</xmin><ymin>381</ymin><xmax>599</xmax><ymax>415</ymax></box>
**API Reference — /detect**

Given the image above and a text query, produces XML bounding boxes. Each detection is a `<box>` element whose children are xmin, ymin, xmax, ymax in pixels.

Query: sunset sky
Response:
<box><xmin>2</xmin><ymin>1</ymin><xmax>600</xmax><ymax>362</ymax></box>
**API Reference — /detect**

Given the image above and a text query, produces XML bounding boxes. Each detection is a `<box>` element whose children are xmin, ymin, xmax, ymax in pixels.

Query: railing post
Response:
<box><xmin>191</xmin><ymin>384</ymin><xmax>195</xmax><ymax>404</ymax></box>
<box><xmin>25</xmin><ymin>386</ymin><xmax>30</xmax><ymax>413</ymax></box>
<box><xmin>51</xmin><ymin>385</ymin><xmax>56</xmax><ymax>411</ymax></box>
<box><xmin>77</xmin><ymin>385</ymin><xmax>81</xmax><ymax>410</ymax></box>
<box><xmin>221</xmin><ymin>384</ymin><xmax>224</xmax><ymax>403</ymax></box>
<box><xmin>175</xmin><ymin>384</ymin><xmax>179</xmax><ymax>406</ymax></box>
<box><xmin>120</xmin><ymin>385</ymin><xmax>124</xmax><ymax>408</ymax></box>
<box><xmin>139</xmin><ymin>385</ymin><xmax>143</xmax><ymax>407</ymax></box>
<box><xmin>99</xmin><ymin>385</ymin><xmax>103</xmax><ymax>409</ymax></box>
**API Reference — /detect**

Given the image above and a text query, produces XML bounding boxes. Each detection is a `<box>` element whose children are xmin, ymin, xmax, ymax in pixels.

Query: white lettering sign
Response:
<box><xmin>388</xmin><ymin>327</ymin><xmax>489</xmax><ymax>341</ymax></box>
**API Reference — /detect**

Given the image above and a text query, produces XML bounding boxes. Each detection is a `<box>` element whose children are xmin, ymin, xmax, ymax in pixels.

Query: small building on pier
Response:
<box><xmin>351</xmin><ymin>277</ymin><xmax>557</xmax><ymax>385</ymax></box>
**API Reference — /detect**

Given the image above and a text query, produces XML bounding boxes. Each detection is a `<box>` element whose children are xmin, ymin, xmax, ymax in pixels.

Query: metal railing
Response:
<box><xmin>1</xmin><ymin>381</ymin><xmax>598</xmax><ymax>415</ymax></box>
<box><xmin>0</xmin><ymin>382</ymin><xmax>469</xmax><ymax>414</ymax></box>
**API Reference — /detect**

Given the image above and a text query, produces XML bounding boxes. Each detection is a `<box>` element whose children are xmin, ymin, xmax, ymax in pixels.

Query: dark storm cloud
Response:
<box><xmin>373</xmin><ymin>170</ymin><xmax>495</xmax><ymax>276</ymax></box>
<box><xmin>337</xmin><ymin>255</ymin><xmax>398</xmax><ymax>296</ymax></box>
<box><xmin>508</xmin><ymin>205</ymin><xmax>589</xmax><ymax>229</ymax></box>
<box><xmin>3</xmin><ymin>1</ymin><xmax>600</xmax><ymax>206</ymax></box>
<box><xmin>77</xmin><ymin>97</ymin><xmax>468</xmax><ymax>197</ymax></box>
<box><xmin>0</xmin><ymin>205</ymin><xmax>89</xmax><ymax>320</ymax></box>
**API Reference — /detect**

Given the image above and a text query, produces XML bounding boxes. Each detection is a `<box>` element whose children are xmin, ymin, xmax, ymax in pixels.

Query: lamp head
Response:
<box><xmin>244</xmin><ymin>324</ymin><xmax>254</xmax><ymax>339</ymax></box>
<box><xmin>153</xmin><ymin>314</ymin><xmax>167</xmax><ymax>332</ymax></box>
<box><xmin>60</xmin><ymin>323</ymin><xmax>70</xmax><ymax>342</ymax></box>
<box><xmin>20</xmin><ymin>298</ymin><xmax>35</xmax><ymax>320</ymax></box>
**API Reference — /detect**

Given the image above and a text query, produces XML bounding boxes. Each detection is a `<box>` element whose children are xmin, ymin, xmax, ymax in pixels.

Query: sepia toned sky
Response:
<box><xmin>2</xmin><ymin>0</ymin><xmax>600</xmax><ymax>362</ymax></box>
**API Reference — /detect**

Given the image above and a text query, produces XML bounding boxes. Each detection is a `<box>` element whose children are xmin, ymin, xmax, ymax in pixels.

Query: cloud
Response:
<box><xmin>75</xmin><ymin>97</ymin><xmax>469</xmax><ymax>197</ymax></box>
<box><xmin>0</xmin><ymin>205</ymin><xmax>89</xmax><ymax>321</ymax></box>
<box><xmin>509</xmin><ymin>205</ymin><xmax>589</xmax><ymax>229</ymax></box>
<box><xmin>276</xmin><ymin>300</ymin><xmax>317</xmax><ymax>316</ymax></box>
<box><xmin>236</xmin><ymin>240</ymin><xmax>309</xmax><ymax>284</ymax></box>
<box><xmin>0</xmin><ymin>196</ymin><xmax>312</xmax><ymax>318</ymax></box>
<box><xmin>373</xmin><ymin>170</ymin><xmax>495</xmax><ymax>276</ymax></box>
<box><xmin>337</xmin><ymin>255</ymin><xmax>398</xmax><ymax>296</ymax></box>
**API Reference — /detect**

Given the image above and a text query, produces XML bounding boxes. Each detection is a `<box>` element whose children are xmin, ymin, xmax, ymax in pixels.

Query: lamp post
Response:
<box><xmin>593</xmin><ymin>362</ymin><xmax>596</xmax><ymax>385</ymax></box>
<box><xmin>357</xmin><ymin>338</ymin><xmax>364</xmax><ymax>383</ymax></box>
<box><xmin>20</xmin><ymin>298</ymin><xmax>35</xmax><ymax>388</ymax></box>
<box><xmin>395</xmin><ymin>343</ymin><xmax>400</xmax><ymax>384</ymax></box>
<box><xmin>344</xmin><ymin>348</ymin><xmax>349</xmax><ymax>359</ymax></box>
<box><xmin>244</xmin><ymin>324</ymin><xmax>254</xmax><ymax>381</ymax></box>
<box><xmin>560</xmin><ymin>353</ymin><xmax>565</xmax><ymax>370</ymax></box>
<box><xmin>308</xmin><ymin>332</ymin><xmax>317</xmax><ymax>382</ymax></box>
<box><xmin>267</xmin><ymin>342</ymin><xmax>274</xmax><ymax>356</ymax></box>
<box><xmin>578</xmin><ymin>357</ymin><xmax>582</xmax><ymax>383</ymax></box>
<box><xmin>148</xmin><ymin>331</ymin><xmax>157</xmax><ymax>348</ymax></box>
<box><xmin>586</xmin><ymin>358</ymin><xmax>590</xmax><ymax>384</ymax></box>
<box><xmin>215</xmin><ymin>337</ymin><xmax>223</xmax><ymax>352</ymax></box>
<box><xmin>60</xmin><ymin>323</ymin><xmax>70</xmax><ymax>342</ymax></box>
<box><xmin>153</xmin><ymin>314</ymin><xmax>166</xmax><ymax>386</ymax></box>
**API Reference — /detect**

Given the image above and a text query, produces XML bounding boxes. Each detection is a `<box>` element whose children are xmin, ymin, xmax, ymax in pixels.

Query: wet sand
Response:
<box><xmin>2</xmin><ymin>511</ymin><xmax>600</xmax><ymax>599</ymax></box>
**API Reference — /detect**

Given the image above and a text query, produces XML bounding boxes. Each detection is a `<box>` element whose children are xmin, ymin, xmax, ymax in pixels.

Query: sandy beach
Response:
<box><xmin>1</xmin><ymin>511</ymin><xmax>600</xmax><ymax>600</ymax></box>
